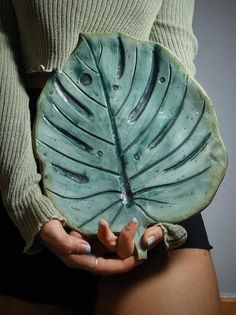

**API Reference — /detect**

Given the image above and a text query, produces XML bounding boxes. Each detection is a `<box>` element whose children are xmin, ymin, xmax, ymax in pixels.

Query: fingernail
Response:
<box><xmin>128</xmin><ymin>217</ymin><xmax>138</xmax><ymax>226</ymax></box>
<box><xmin>147</xmin><ymin>235</ymin><xmax>155</xmax><ymax>247</ymax></box>
<box><xmin>98</xmin><ymin>219</ymin><xmax>105</xmax><ymax>229</ymax></box>
<box><xmin>85</xmin><ymin>244</ymin><xmax>91</xmax><ymax>254</ymax></box>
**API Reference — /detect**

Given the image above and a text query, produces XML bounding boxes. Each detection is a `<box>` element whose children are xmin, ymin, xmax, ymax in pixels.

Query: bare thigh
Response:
<box><xmin>95</xmin><ymin>249</ymin><xmax>222</xmax><ymax>315</ymax></box>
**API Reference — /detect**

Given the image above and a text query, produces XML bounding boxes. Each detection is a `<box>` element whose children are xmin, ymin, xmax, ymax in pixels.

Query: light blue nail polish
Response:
<box><xmin>98</xmin><ymin>221</ymin><xmax>104</xmax><ymax>228</ymax></box>
<box><xmin>131</xmin><ymin>217</ymin><xmax>138</xmax><ymax>224</ymax></box>
<box><xmin>85</xmin><ymin>244</ymin><xmax>91</xmax><ymax>254</ymax></box>
<box><xmin>147</xmin><ymin>236</ymin><xmax>155</xmax><ymax>247</ymax></box>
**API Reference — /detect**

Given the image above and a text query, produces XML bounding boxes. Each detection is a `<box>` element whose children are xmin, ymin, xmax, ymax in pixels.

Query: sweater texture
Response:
<box><xmin>0</xmin><ymin>0</ymin><xmax>198</xmax><ymax>253</ymax></box>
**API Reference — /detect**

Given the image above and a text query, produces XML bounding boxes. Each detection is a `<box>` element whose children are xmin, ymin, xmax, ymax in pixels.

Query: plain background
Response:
<box><xmin>193</xmin><ymin>0</ymin><xmax>236</xmax><ymax>297</ymax></box>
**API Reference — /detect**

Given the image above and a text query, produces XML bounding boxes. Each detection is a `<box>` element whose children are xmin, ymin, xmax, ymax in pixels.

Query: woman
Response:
<box><xmin>0</xmin><ymin>0</ymin><xmax>221</xmax><ymax>314</ymax></box>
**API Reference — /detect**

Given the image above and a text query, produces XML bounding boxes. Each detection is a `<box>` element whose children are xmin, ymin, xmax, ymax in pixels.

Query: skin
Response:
<box><xmin>1</xmin><ymin>57</ymin><xmax>222</xmax><ymax>313</ymax></box>
<box><xmin>39</xmin><ymin>217</ymin><xmax>163</xmax><ymax>275</ymax></box>
<box><xmin>95</xmin><ymin>249</ymin><xmax>222</xmax><ymax>315</ymax></box>
<box><xmin>39</xmin><ymin>219</ymin><xmax>222</xmax><ymax>315</ymax></box>
<box><xmin>12</xmin><ymin>53</ymin><xmax>221</xmax><ymax>313</ymax></box>
<box><xmin>0</xmin><ymin>219</ymin><xmax>222</xmax><ymax>314</ymax></box>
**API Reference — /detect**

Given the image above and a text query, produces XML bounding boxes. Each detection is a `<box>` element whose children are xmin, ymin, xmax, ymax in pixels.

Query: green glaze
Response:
<box><xmin>33</xmin><ymin>32</ymin><xmax>227</xmax><ymax>259</ymax></box>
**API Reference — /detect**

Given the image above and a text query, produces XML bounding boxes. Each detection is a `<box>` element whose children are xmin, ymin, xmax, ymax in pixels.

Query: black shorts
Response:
<box><xmin>0</xmin><ymin>88</ymin><xmax>213</xmax><ymax>313</ymax></box>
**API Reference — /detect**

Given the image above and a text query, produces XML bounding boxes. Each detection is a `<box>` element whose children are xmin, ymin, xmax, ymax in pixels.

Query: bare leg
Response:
<box><xmin>95</xmin><ymin>249</ymin><xmax>222</xmax><ymax>315</ymax></box>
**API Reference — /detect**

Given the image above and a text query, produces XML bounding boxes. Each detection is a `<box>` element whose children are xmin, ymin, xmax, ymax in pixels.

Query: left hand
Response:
<box><xmin>40</xmin><ymin>219</ymin><xmax>142</xmax><ymax>276</ymax></box>
<box><xmin>82</xmin><ymin>218</ymin><xmax>164</xmax><ymax>258</ymax></box>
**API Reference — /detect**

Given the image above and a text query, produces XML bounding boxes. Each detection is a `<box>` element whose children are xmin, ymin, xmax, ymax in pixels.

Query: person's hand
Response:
<box><xmin>96</xmin><ymin>217</ymin><xmax>164</xmax><ymax>258</ymax></box>
<box><xmin>39</xmin><ymin>219</ymin><xmax>141</xmax><ymax>276</ymax></box>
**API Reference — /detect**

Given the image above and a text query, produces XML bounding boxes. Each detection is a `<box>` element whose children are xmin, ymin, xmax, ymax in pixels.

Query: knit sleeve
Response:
<box><xmin>147</xmin><ymin>0</ymin><xmax>199</xmax><ymax>249</ymax></box>
<box><xmin>0</xmin><ymin>0</ymin><xmax>65</xmax><ymax>254</ymax></box>
<box><xmin>149</xmin><ymin>0</ymin><xmax>198</xmax><ymax>77</ymax></box>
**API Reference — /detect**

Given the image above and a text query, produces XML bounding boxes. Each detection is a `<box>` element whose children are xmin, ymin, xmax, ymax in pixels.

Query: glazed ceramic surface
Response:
<box><xmin>33</xmin><ymin>32</ymin><xmax>227</xmax><ymax>259</ymax></box>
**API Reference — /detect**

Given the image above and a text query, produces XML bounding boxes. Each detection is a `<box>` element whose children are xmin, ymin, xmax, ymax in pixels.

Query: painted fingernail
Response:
<box><xmin>98</xmin><ymin>219</ymin><xmax>105</xmax><ymax>228</ymax></box>
<box><xmin>84</xmin><ymin>244</ymin><xmax>91</xmax><ymax>254</ymax></box>
<box><xmin>128</xmin><ymin>217</ymin><xmax>138</xmax><ymax>226</ymax></box>
<box><xmin>147</xmin><ymin>235</ymin><xmax>155</xmax><ymax>247</ymax></box>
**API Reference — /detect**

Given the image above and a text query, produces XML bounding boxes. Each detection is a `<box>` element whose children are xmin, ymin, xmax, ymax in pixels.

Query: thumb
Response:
<box><xmin>66</xmin><ymin>234</ymin><xmax>91</xmax><ymax>255</ymax></box>
<box><xmin>40</xmin><ymin>219</ymin><xmax>91</xmax><ymax>255</ymax></box>
<box><xmin>142</xmin><ymin>224</ymin><xmax>164</xmax><ymax>249</ymax></box>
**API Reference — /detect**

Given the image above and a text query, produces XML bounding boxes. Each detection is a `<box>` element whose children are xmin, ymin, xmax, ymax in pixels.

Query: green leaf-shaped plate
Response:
<box><xmin>33</xmin><ymin>32</ymin><xmax>227</xmax><ymax>259</ymax></box>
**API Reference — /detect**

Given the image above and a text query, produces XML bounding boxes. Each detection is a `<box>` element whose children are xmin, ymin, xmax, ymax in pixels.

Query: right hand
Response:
<box><xmin>39</xmin><ymin>219</ymin><xmax>141</xmax><ymax>276</ymax></box>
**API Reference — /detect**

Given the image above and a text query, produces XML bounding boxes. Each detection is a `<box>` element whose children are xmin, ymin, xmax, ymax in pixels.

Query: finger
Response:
<box><xmin>46</xmin><ymin>235</ymin><xmax>91</xmax><ymax>257</ymax></box>
<box><xmin>93</xmin><ymin>255</ymin><xmax>143</xmax><ymax>276</ymax></box>
<box><xmin>69</xmin><ymin>230</ymin><xmax>83</xmax><ymax>239</ymax></box>
<box><xmin>142</xmin><ymin>224</ymin><xmax>164</xmax><ymax>250</ymax></box>
<box><xmin>97</xmin><ymin>218</ymin><xmax>118</xmax><ymax>252</ymax></box>
<box><xmin>64</xmin><ymin>254</ymin><xmax>142</xmax><ymax>276</ymax></box>
<box><xmin>60</xmin><ymin>253</ymin><xmax>97</xmax><ymax>271</ymax></box>
<box><xmin>64</xmin><ymin>234</ymin><xmax>91</xmax><ymax>255</ymax></box>
<box><xmin>116</xmin><ymin>217</ymin><xmax>138</xmax><ymax>258</ymax></box>
<box><xmin>40</xmin><ymin>220</ymin><xmax>91</xmax><ymax>256</ymax></box>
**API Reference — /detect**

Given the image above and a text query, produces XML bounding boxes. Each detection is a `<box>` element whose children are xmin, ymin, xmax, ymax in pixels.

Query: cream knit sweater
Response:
<box><xmin>0</xmin><ymin>0</ymin><xmax>198</xmax><ymax>253</ymax></box>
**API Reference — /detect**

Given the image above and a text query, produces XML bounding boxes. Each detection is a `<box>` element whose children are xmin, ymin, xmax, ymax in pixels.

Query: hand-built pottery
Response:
<box><xmin>33</xmin><ymin>32</ymin><xmax>228</xmax><ymax>259</ymax></box>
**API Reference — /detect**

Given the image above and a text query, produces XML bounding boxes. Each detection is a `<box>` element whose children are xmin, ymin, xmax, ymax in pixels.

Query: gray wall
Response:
<box><xmin>193</xmin><ymin>0</ymin><xmax>236</xmax><ymax>297</ymax></box>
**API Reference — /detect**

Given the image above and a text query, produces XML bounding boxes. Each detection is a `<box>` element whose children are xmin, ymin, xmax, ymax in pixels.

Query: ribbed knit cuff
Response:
<box><xmin>157</xmin><ymin>222</ymin><xmax>187</xmax><ymax>249</ymax></box>
<box><xmin>2</xmin><ymin>189</ymin><xmax>66</xmax><ymax>254</ymax></box>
